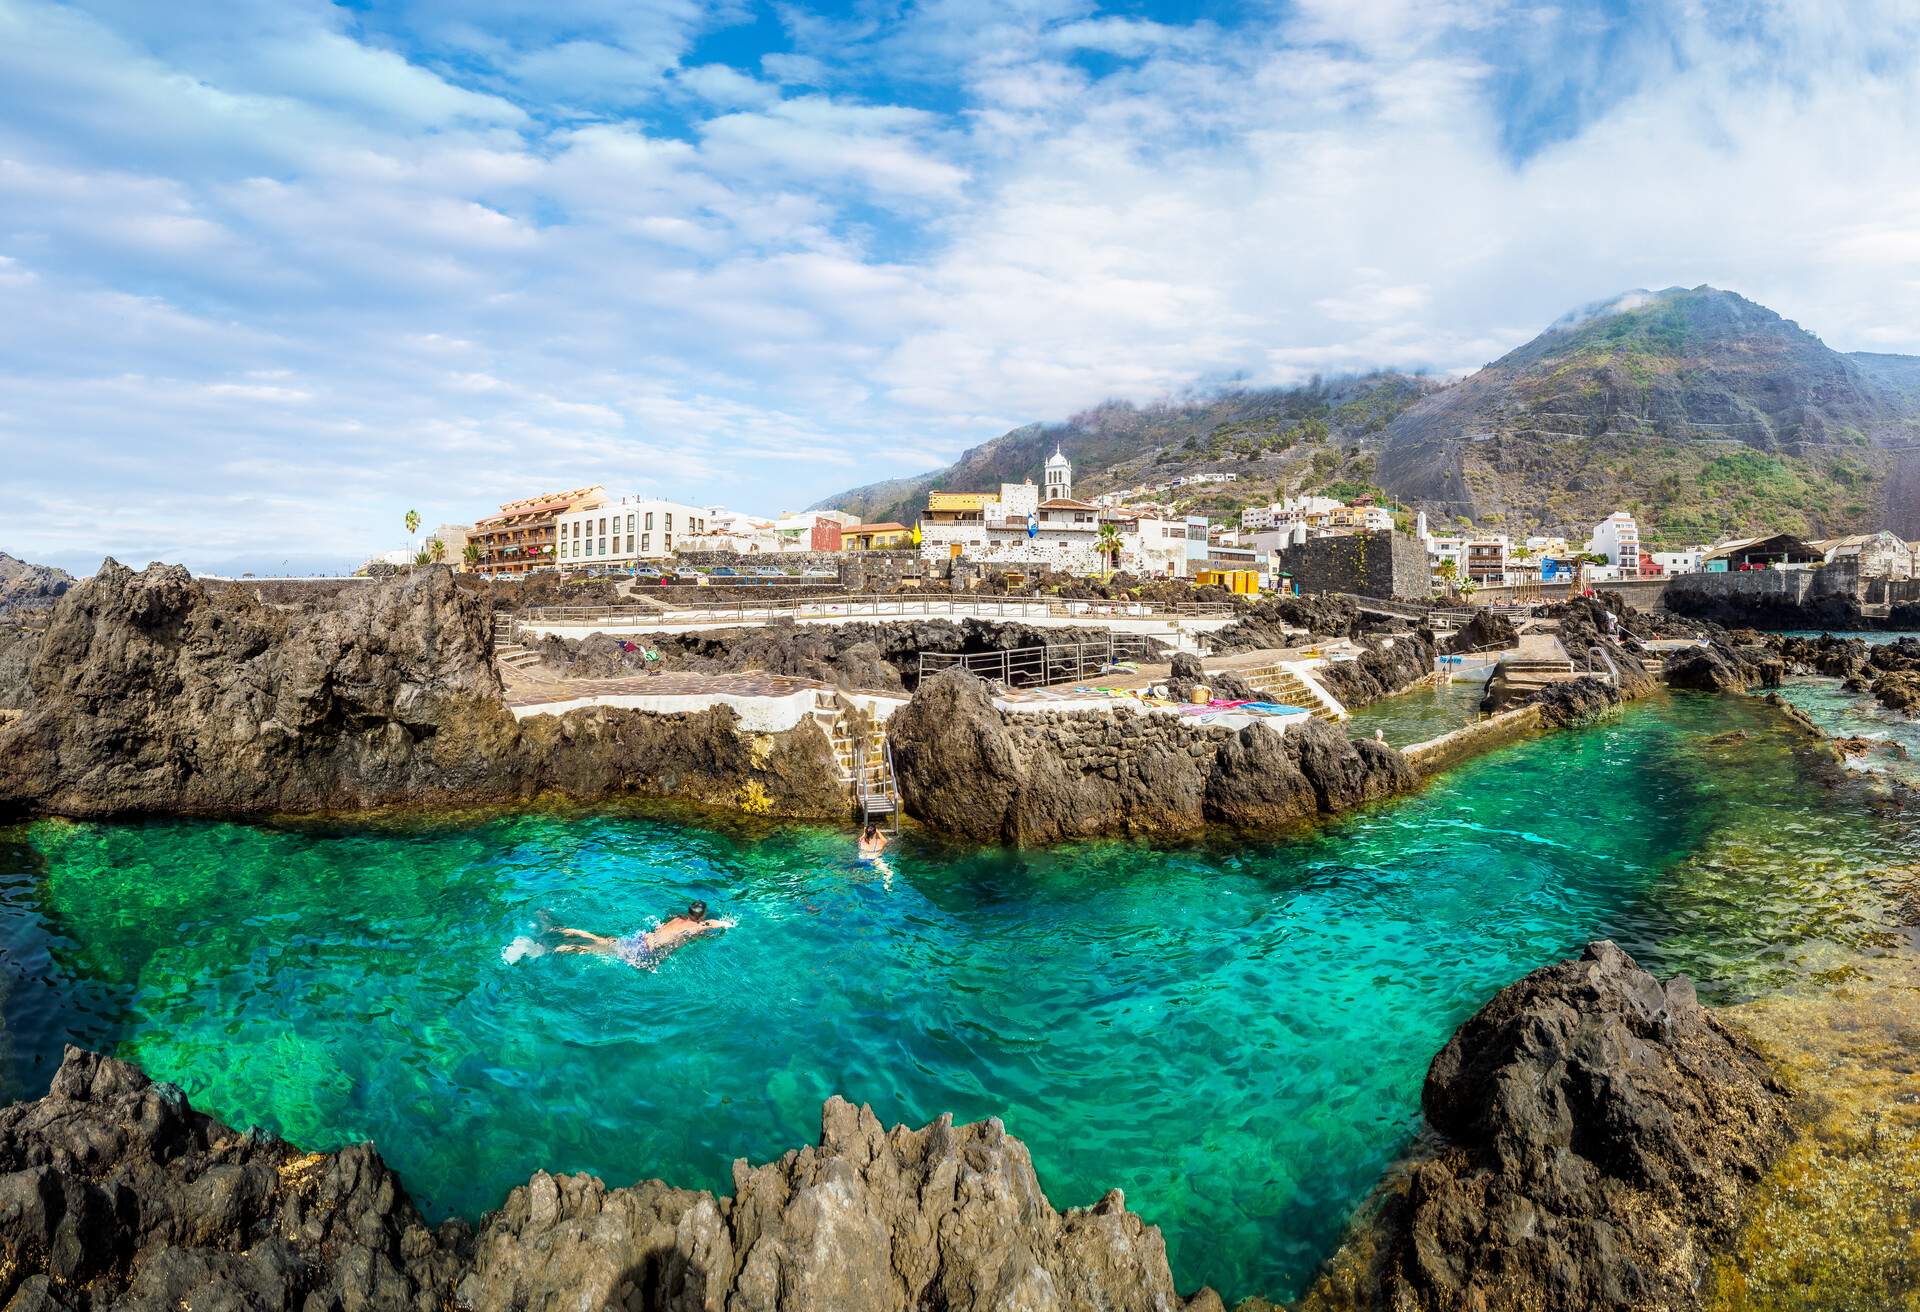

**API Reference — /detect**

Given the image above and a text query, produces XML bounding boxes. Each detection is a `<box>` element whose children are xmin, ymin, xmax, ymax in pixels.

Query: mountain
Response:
<box><xmin>1378</xmin><ymin>286</ymin><xmax>1920</xmax><ymax>541</ymax></box>
<box><xmin>815</xmin><ymin>373</ymin><xmax>1437</xmax><ymax>527</ymax></box>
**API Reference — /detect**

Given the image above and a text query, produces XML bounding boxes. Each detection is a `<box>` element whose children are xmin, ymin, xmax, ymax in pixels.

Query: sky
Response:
<box><xmin>2</xmin><ymin>0</ymin><xmax>1919</xmax><ymax>575</ymax></box>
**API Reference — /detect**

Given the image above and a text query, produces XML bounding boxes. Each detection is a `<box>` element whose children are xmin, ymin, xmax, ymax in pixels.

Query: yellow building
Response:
<box><xmin>844</xmin><ymin>522</ymin><xmax>913</xmax><ymax>551</ymax></box>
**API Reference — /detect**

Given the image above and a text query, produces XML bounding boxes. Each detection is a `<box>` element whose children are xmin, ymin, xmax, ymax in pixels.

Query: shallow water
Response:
<box><xmin>1</xmin><ymin>692</ymin><xmax>1912</xmax><ymax>1302</ymax></box>
<box><xmin>1343</xmin><ymin>677</ymin><xmax>1487</xmax><ymax>746</ymax></box>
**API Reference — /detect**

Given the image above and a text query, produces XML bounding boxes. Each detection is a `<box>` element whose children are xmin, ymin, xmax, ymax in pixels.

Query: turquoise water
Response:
<box><xmin>1343</xmin><ymin>677</ymin><xmax>1487</xmax><ymax>746</ymax></box>
<box><xmin>1</xmin><ymin>693</ymin><xmax>1913</xmax><ymax>1302</ymax></box>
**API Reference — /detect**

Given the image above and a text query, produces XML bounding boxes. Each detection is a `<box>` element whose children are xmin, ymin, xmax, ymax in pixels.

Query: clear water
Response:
<box><xmin>1343</xmin><ymin>677</ymin><xmax>1487</xmax><ymax>746</ymax></box>
<box><xmin>1</xmin><ymin>693</ymin><xmax>1912</xmax><ymax>1303</ymax></box>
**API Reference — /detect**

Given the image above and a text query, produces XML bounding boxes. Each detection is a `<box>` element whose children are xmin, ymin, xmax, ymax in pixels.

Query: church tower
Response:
<box><xmin>1044</xmin><ymin>445</ymin><xmax>1072</xmax><ymax>501</ymax></box>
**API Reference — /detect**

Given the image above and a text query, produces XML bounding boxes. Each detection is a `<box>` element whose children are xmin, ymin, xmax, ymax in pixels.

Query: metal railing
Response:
<box><xmin>516</xmin><ymin>593</ymin><xmax>1239</xmax><ymax>627</ymax></box>
<box><xmin>917</xmin><ymin>633</ymin><xmax>1160</xmax><ymax>690</ymax></box>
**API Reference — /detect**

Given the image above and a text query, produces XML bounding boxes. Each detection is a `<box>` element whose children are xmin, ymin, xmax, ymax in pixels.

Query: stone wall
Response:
<box><xmin>1276</xmin><ymin>531</ymin><xmax>1429</xmax><ymax>600</ymax></box>
<box><xmin>1402</xmin><ymin>704</ymin><xmax>1542</xmax><ymax>777</ymax></box>
<box><xmin>1664</xmin><ymin>561</ymin><xmax>1863</xmax><ymax>628</ymax></box>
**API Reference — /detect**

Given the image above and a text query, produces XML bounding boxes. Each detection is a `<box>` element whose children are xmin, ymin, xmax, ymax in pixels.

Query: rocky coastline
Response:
<box><xmin>0</xmin><ymin>941</ymin><xmax>1795</xmax><ymax>1311</ymax></box>
<box><xmin>0</xmin><ymin>561</ymin><xmax>843</xmax><ymax>823</ymax></box>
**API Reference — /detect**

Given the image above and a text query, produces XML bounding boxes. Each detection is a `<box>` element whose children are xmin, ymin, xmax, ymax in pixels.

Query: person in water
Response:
<box><xmin>550</xmin><ymin>901</ymin><xmax>735</xmax><ymax>969</ymax></box>
<box><xmin>857</xmin><ymin>824</ymin><xmax>888</xmax><ymax>858</ymax></box>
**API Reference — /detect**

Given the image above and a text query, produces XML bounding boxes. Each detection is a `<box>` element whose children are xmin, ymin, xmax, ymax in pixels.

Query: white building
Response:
<box><xmin>1589</xmin><ymin>512</ymin><xmax>1643</xmax><ymax>577</ymax></box>
<box><xmin>557</xmin><ymin>496</ymin><xmax>708</xmax><ymax>565</ymax></box>
<box><xmin>1242</xmin><ymin>495</ymin><xmax>1343</xmax><ymax>533</ymax></box>
<box><xmin>1043</xmin><ymin>447</ymin><xmax>1073</xmax><ymax>502</ymax></box>
<box><xmin>678</xmin><ymin>507</ymin><xmax>777</xmax><ymax>554</ymax></box>
<box><xmin>1650</xmin><ymin>547</ymin><xmax>1709</xmax><ymax>576</ymax></box>
<box><xmin>1810</xmin><ymin>531</ymin><xmax>1916</xmax><ymax>580</ymax></box>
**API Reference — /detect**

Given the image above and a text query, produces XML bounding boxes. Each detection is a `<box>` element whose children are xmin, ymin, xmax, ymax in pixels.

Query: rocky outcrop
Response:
<box><xmin>0</xmin><ymin>553</ymin><xmax>73</xmax><ymax>617</ymax></box>
<box><xmin>1208</xmin><ymin>593</ymin><xmax>1361</xmax><ymax>650</ymax></box>
<box><xmin>1526</xmin><ymin>676</ymin><xmax>1625</xmax><ymax>728</ymax></box>
<box><xmin>1444</xmin><ymin>608</ymin><xmax>1517</xmax><ymax>654</ymax></box>
<box><xmin>533</xmin><ymin>619</ymin><xmax>1151</xmax><ymax>693</ymax></box>
<box><xmin>0</xmin><ymin>1047</ymin><xmax>1211</xmax><ymax>1312</ymax></box>
<box><xmin>1315</xmin><ymin>633</ymin><xmax>1437</xmax><ymax>710</ymax></box>
<box><xmin>0</xmin><ymin>561</ymin><xmax>841</xmax><ymax>820</ymax></box>
<box><xmin>1662</xmin><ymin>643</ymin><xmax>1779</xmax><ymax>693</ymax></box>
<box><xmin>887</xmin><ymin>670</ymin><xmax>1412</xmax><ymax>843</ymax></box>
<box><xmin>1313</xmin><ymin>941</ymin><xmax>1792</xmax><ymax>1312</ymax></box>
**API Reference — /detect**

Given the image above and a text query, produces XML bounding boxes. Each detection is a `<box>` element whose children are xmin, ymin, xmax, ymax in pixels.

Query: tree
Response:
<box><xmin>404</xmin><ymin>509</ymin><xmax>421</xmax><ymax>553</ymax></box>
<box><xmin>412</xmin><ymin>545</ymin><xmax>433</xmax><ymax>567</ymax></box>
<box><xmin>1095</xmin><ymin>523</ymin><xmax>1125</xmax><ymax>582</ymax></box>
<box><xmin>1436</xmin><ymin>558</ymin><xmax>1459</xmax><ymax>593</ymax></box>
<box><xmin>463</xmin><ymin>542</ymin><xmax>482</xmax><ymax>571</ymax></box>
<box><xmin>429</xmin><ymin>537</ymin><xmax>446</xmax><ymax>564</ymax></box>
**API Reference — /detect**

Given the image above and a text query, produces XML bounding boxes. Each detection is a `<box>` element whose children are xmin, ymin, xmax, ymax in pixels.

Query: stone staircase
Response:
<box><xmin>492</xmin><ymin>613</ymin><xmax>544</xmax><ymax>674</ymax></box>
<box><xmin>1229</xmin><ymin>661</ymin><xmax>1347</xmax><ymax>722</ymax></box>
<box><xmin>812</xmin><ymin>692</ymin><xmax>898</xmax><ymax>829</ymax></box>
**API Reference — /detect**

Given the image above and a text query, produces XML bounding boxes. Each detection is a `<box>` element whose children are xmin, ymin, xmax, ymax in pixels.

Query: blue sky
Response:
<box><xmin>3</xmin><ymin>0</ymin><xmax>1918</xmax><ymax>574</ymax></box>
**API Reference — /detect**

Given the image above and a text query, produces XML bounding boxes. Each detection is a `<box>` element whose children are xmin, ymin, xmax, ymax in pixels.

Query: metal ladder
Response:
<box><xmin>853</xmin><ymin>732</ymin><xmax>900</xmax><ymax>834</ymax></box>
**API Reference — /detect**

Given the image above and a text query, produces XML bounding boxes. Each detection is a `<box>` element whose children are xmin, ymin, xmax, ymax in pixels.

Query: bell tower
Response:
<box><xmin>1043</xmin><ymin>445</ymin><xmax>1072</xmax><ymax>501</ymax></box>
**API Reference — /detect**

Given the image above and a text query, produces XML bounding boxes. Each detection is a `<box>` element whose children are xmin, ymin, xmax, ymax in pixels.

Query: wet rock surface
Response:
<box><xmin>0</xmin><ymin>1048</ymin><xmax>1212</xmax><ymax>1312</ymax></box>
<box><xmin>1311</xmin><ymin>942</ymin><xmax>1792</xmax><ymax>1312</ymax></box>
<box><xmin>887</xmin><ymin>670</ymin><xmax>1413</xmax><ymax>843</ymax></box>
<box><xmin>0</xmin><ymin>561</ymin><xmax>841</xmax><ymax>820</ymax></box>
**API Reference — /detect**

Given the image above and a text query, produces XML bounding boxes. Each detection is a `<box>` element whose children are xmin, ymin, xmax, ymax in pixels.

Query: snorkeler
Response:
<box><xmin>549</xmin><ymin>901</ymin><xmax>735</xmax><ymax>969</ymax></box>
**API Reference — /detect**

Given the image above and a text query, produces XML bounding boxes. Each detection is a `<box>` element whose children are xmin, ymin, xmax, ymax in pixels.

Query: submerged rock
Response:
<box><xmin>1310</xmin><ymin>941</ymin><xmax>1792</xmax><ymax>1312</ymax></box>
<box><xmin>0</xmin><ymin>1047</ymin><xmax>1212</xmax><ymax>1312</ymax></box>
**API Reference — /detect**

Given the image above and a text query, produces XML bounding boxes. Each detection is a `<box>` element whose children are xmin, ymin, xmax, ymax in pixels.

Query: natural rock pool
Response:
<box><xmin>1</xmin><ymin>690</ymin><xmax>1913</xmax><ymax>1303</ymax></box>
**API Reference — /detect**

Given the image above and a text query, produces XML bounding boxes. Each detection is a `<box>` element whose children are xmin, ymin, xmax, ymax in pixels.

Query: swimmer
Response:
<box><xmin>857</xmin><ymin>824</ymin><xmax>889</xmax><ymax>859</ymax></box>
<box><xmin>549</xmin><ymin>901</ymin><xmax>735</xmax><ymax>969</ymax></box>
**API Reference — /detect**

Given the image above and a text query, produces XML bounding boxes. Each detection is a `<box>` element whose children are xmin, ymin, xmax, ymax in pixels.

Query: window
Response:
<box><xmin>645</xmin><ymin>512</ymin><xmax>654</xmax><ymax>531</ymax></box>
<box><xmin>665</xmin><ymin>533</ymin><xmax>672</xmax><ymax>550</ymax></box>
<box><xmin>599</xmin><ymin>537</ymin><xmax>607</xmax><ymax>556</ymax></box>
<box><xmin>641</xmin><ymin>533</ymin><xmax>650</xmax><ymax>553</ymax></box>
<box><xmin>626</xmin><ymin>514</ymin><xmax>634</xmax><ymax>533</ymax></box>
<box><xmin>666</xmin><ymin>513</ymin><xmax>674</xmax><ymax>532</ymax></box>
<box><xmin>626</xmin><ymin>535</ymin><xmax>634</xmax><ymax>554</ymax></box>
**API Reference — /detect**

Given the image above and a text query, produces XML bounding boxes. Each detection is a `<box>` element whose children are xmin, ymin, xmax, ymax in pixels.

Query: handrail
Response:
<box><xmin>917</xmin><ymin>633</ymin><xmax>1158</xmax><ymax>690</ymax></box>
<box><xmin>515</xmin><ymin>593</ymin><xmax>1239</xmax><ymax>626</ymax></box>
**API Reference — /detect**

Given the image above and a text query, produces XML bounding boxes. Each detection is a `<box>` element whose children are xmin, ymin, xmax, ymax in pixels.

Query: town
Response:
<box><xmin>395</xmin><ymin>444</ymin><xmax>1920</xmax><ymax>603</ymax></box>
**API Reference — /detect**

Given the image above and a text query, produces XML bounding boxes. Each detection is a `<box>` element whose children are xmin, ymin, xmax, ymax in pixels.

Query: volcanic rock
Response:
<box><xmin>1444</xmin><ymin>609</ymin><xmax>1517</xmax><ymax>654</ymax></box>
<box><xmin>888</xmin><ymin>669</ymin><xmax>1412</xmax><ymax>843</ymax></box>
<box><xmin>0</xmin><ymin>561</ymin><xmax>841</xmax><ymax>820</ymax></box>
<box><xmin>1324</xmin><ymin>941</ymin><xmax>1791</xmax><ymax>1312</ymax></box>
<box><xmin>0</xmin><ymin>1047</ymin><xmax>1213</xmax><ymax>1312</ymax></box>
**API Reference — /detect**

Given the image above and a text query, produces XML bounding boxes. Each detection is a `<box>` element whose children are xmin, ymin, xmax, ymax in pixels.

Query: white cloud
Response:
<box><xmin>4</xmin><ymin>0</ymin><xmax>1920</xmax><ymax>573</ymax></box>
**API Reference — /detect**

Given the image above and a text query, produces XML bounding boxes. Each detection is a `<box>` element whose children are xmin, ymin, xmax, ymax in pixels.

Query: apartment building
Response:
<box><xmin>555</xmin><ymin>496</ymin><xmax>708</xmax><ymax>566</ymax></box>
<box><xmin>470</xmin><ymin>486</ymin><xmax>605</xmax><ymax>576</ymax></box>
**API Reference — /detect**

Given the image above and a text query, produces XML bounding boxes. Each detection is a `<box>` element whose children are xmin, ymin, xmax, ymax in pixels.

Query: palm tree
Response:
<box><xmin>412</xmin><ymin>545</ymin><xmax>433</xmax><ymax>567</ymax></box>
<box><xmin>429</xmin><ymin>537</ymin><xmax>446</xmax><ymax>564</ymax></box>
<box><xmin>1436</xmin><ymin>558</ymin><xmax>1459</xmax><ymax>597</ymax></box>
<box><xmin>404</xmin><ymin>509</ymin><xmax>421</xmax><ymax>554</ymax></box>
<box><xmin>1095</xmin><ymin>523</ymin><xmax>1124</xmax><ymax>582</ymax></box>
<box><xmin>462</xmin><ymin>542</ymin><xmax>482</xmax><ymax>571</ymax></box>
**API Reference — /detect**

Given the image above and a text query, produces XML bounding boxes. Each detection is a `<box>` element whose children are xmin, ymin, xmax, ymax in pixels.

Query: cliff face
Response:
<box><xmin>1308</xmin><ymin>942</ymin><xmax>1792</xmax><ymax>1312</ymax></box>
<box><xmin>0</xmin><ymin>1047</ymin><xmax>1208</xmax><ymax>1312</ymax></box>
<box><xmin>887</xmin><ymin>670</ymin><xmax>1413</xmax><ymax>843</ymax></box>
<box><xmin>0</xmin><ymin>562</ymin><xmax>841</xmax><ymax>821</ymax></box>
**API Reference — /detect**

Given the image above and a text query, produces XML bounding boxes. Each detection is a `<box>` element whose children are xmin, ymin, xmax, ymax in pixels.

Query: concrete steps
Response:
<box><xmin>494</xmin><ymin>642</ymin><xmax>544</xmax><ymax>672</ymax></box>
<box><xmin>1231</xmin><ymin>662</ymin><xmax>1346</xmax><ymax>722</ymax></box>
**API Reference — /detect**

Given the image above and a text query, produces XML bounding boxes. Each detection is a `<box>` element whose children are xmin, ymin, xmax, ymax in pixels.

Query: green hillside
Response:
<box><xmin>1380</xmin><ymin>286</ymin><xmax>1920</xmax><ymax>540</ymax></box>
<box><xmin>815</xmin><ymin>373</ymin><xmax>1434</xmax><ymax>527</ymax></box>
